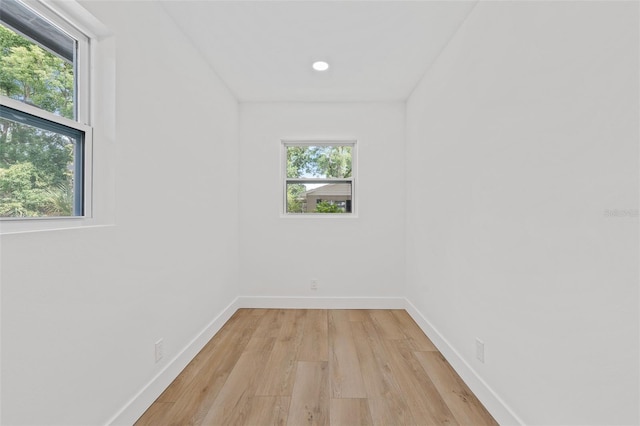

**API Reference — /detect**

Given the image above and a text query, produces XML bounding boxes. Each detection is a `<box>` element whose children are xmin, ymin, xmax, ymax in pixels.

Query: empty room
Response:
<box><xmin>0</xmin><ymin>0</ymin><xmax>638</xmax><ymax>425</ymax></box>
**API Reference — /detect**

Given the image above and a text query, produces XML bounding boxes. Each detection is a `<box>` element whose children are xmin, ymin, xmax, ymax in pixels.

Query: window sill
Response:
<box><xmin>0</xmin><ymin>216</ymin><xmax>110</xmax><ymax>235</ymax></box>
<box><xmin>280</xmin><ymin>213</ymin><xmax>359</xmax><ymax>219</ymax></box>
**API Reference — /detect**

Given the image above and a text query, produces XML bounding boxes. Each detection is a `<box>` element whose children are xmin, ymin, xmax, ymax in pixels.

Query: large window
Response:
<box><xmin>283</xmin><ymin>141</ymin><xmax>356</xmax><ymax>215</ymax></box>
<box><xmin>0</xmin><ymin>0</ymin><xmax>91</xmax><ymax>218</ymax></box>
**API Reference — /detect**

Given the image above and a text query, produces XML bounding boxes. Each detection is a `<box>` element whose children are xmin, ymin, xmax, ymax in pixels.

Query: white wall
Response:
<box><xmin>406</xmin><ymin>2</ymin><xmax>639</xmax><ymax>425</ymax></box>
<box><xmin>239</xmin><ymin>103</ymin><xmax>405</xmax><ymax>304</ymax></box>
<box><xmin>0</xmin><ymin>2</ymin><xmax>240</xmax><ymax>424</ymax></box>
<box><xmin>3</xmin><ymin>1</ymin><xmax>638</xmax><ymax>425</ymax></box>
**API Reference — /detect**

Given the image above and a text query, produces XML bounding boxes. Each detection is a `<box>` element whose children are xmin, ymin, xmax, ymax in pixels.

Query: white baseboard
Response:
<box><xmin>237</xmin><ymin>295</ymin><xmax>406</xmax><ymax>309</ymax></box>
<box><xmin>404</xmin><ymin>299</ymin><xmax>524</xmax><ymax>426</ymax></box>
<box><xmin>105</xmin><ymin>296</ymin><xmax>521</xmax><ymax>426</ymax></box>
<box><xmin>105</xmin><ymin>297</ymin><xmax>241</xmax><ymax>426</ymax></box>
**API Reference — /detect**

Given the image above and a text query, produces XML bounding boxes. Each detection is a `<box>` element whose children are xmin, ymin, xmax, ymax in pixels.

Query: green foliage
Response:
<box><xmin>0</xmin><ymin>24</ymin><xmax>30</xmax><ymax>97</ymax></box>
<box><xmin>286</xmin><ymin>145</ymin><xmax>352</xmax><ymax>178</ymax></box>
<box><xmin>0</xmin><ymin>162</ymin><xmax>56</xmax><ymax>216</ymax></box>
<box><xmin>314</xmin><ymin>200</ymin><xmax>344</xmax><ymax>213</ymax></box>
<box><xmin>286</xmin><ymin>183</ymin><xmax>306</xmax><ymax>213</ymax></box>
<box><xmin>287</xmin><ymin>147</ymin><xmax>307</xmax><ymax>178</ymax></box>
<box><xmin>0</xmin><ymin>119</ymin><xmax>74</xmax><ymax>185</ymax></box>
<box><xmin>44</xmin><ymin>183</ymin><xmax>73</xmax><ymax>216</ymax></box>
<box><xmin>0</xmin><ymin>163</ymin><xmax>73</xmax><ymax>217</ymax></box>
<box><xmin>0</xmin><ymin>25</ymin><xmax>74</xmax><ymax>118</ymax></box>
<box><xmin>0</xmin><ymin>24</ymin><xmax>76</xmax><ymax>217</ymax></box>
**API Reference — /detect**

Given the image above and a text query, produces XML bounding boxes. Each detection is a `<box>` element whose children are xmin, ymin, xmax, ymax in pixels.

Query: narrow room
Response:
<box><xmin>0</xmin><ymin>0</ymin><xmax>638</xmax><ymax>425</ymax></box>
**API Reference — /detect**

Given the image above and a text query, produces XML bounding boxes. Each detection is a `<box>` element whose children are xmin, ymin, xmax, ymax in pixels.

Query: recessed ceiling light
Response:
<box><xmin>312</xmin><ymin>61</ymin><xmax>329</xmax><ymax>71</ymax></box>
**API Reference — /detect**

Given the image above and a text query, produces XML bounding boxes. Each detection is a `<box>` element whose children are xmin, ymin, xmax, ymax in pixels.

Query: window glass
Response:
<box><xmin>287</xmin><ymin>145</ymin><xmax>352</xmax><ymax>179</ymax></box>
<box><xmin>0</xmin><ymin>21</ymin><xmax>76</xmax><ymax>120</ymax></box>
<box><xmin>286</xmin><ymin>182</ymin><xmax>352</xmax><ymax>213</ymax></box>
<box><xmin>0</xmin><ymin>106</ymin><xmax>83</xmax><ymax>217</ymax></box>
<box><xmin>284</xmin><ymin>143</ymin><xmax>355</xmax><ymax>215</ymax></box>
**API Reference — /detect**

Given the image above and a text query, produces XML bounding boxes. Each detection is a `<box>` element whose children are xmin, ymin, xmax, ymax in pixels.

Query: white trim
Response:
<box><xmin>404</xmin><ymin>299</ymin><xmax>525</xmax><ymax>426</ymax></box>
<box><xmin>105</xmin><ymin>296</ymin><xmax>523</xmax><ymax>426</ymax></box>
<box><xmin>18</xmin><ymin>0</ymin><xmax>89</xmax><ymax>42</ymax></box>
<box><xmin>104</xmin><ymin>297</ymin><xmax>240</xmax><ymax>426</ymax></box>
<box><xmin>39</xmin><ymin>0</ymin><xmax>111</xmax><ymax>40</ymax></box>
<box><xmin>76</xmin><ymin>27</ymin><xmax>90</xmax><ymax>125</ymax></box>
<box><xmin>237</xmin><ymin>296</ymin><xmax>406</xmax><ymax>310</ymax></box>
<box><xmin>281</xmin><ymin>140</ymin><xmax>357</xmax><ymax>216</ymax></box>
<box><xmin>36</xmin><ymin>0</ymin><xmax>107</xmax><ymax>125</ymax></box>
<box><xmin>0</xmin><ymin>96</ymin><xmax>88</xmax><ymax>131</ymax></box>
<box><xmin>279</xmin><ymin>213</ymin><xmax>359</xmax><ymax>219</ymax></box>
<box><xmin>282</xmin><ymin>140</ymin><xmax>357</xmax><ymax>147</ymax></box>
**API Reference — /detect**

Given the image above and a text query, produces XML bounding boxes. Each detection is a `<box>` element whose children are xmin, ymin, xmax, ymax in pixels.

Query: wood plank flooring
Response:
<box><xmin>135</xmin><ymin>309</ymin><xmax>498</xmax><ymax>426</ymax></box>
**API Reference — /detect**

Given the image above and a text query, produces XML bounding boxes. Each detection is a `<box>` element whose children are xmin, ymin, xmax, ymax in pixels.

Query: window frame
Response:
<box><xmin>0</xmin><ymin>0</ymin><xmax>93</xmax><ymax>221</ymax></box>
<box><xmin>0</xmin><ymin>98</ymin><xmax>93</xmax><ymax>220</ymax></box>
<box><xmin>281</xmin><ymin>140</ymin><xmax>357</xmax><ymax>217</ymax></box>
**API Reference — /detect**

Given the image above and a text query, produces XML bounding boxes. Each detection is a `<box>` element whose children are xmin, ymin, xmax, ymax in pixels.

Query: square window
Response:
<box><xmin>283</xmin><ymin>142</ymin><xmax>356</xmax><ymax>215</ymax></box>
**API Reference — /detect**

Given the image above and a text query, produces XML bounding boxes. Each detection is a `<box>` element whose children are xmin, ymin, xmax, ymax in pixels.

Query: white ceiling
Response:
<box><xmin>160</xmin><ymin>1</ymin><xmax>477</xmax><ymax>102</ymax></box>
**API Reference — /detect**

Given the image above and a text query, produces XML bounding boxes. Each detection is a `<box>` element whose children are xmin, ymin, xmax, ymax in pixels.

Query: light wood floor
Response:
<box><xmin>135</xmin><ymin>309</ymin><xmax>498</xmax><ymax>426</ymax></box>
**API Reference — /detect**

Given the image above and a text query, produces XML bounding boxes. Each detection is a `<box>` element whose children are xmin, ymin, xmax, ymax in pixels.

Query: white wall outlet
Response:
<box><xmin>310</xmin><ymin>279</ymin><xmax>318</xmax><ymax>290</ymax></box>
<box><xmin>476</xmin><ymin>338</ymin><xmax>485</xmax><ymax>363</ymax></box>
<box><xmin>155</xmin><ymin>338</ymin><xmax>164</xmax><ymax>363</ymax></box>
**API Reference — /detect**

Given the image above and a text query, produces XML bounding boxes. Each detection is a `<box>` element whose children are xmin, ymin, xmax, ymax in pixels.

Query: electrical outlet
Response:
<box><xmin>475</xmin><ymin>338</ymin><xmax>485</xmax><ymax>363</ymax></box>
<box><xmin>155</xmin><ymin>339</ymin><xmax>164</xmax><ymax>363</ymax></box>
<box><xmin>310</xmin><ymin>279</ymin><xmax>318</xmax><ymax>290</ymax></box>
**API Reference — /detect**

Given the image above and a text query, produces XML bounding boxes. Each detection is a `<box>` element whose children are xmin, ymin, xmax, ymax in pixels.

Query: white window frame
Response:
<box><xmin>0</xmin><ymin>0</ymin><xmax>93</xmax><ymax>223</ymax></box>
<box><xmin>282</xmin><ymin>140</ymin><xmax>357</xmax><ymax>217</ymax></box>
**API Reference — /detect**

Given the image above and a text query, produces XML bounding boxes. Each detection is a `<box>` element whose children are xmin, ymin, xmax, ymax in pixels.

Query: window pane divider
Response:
<box><xmin>0</xmin><ymin>96</ymin><xmax>89</xmax><ymax>133</ymax></box>
<box><xmin>285</xmin><ymin>178</ymin><xmax>353</xmax><ymax>184</ymax></box>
